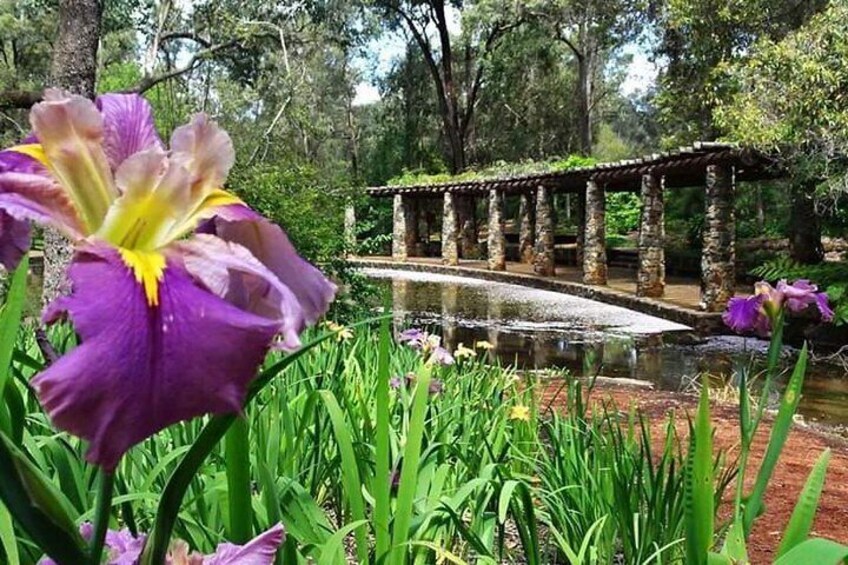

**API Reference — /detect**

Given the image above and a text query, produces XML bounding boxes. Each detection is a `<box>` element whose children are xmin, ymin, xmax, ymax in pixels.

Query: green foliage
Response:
<box><xmin>605</xmin><ymin>192</ymin><xmax>641</xmax><ymax>236</ymax></box>
<box><xmin>387</xmin><ymin>155</ymin><xmax>597</xmax><ymax>186</ymax></box>
<box><xmin>713</xmin><ymin>0</ymin><xmax>848</xmax><ymax>187</ymax></box>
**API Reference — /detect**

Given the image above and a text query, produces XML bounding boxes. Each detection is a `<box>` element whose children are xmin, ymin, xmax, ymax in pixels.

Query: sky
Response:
<box><xmin>352</xmin><ymin>9</ymin><xmax>659</xmax><ymax>106</ymax></box>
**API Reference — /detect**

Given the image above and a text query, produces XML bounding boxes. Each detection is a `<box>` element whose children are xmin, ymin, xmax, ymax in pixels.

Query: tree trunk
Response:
<box><xmin>576</xmin><ymin>53</ymin><xmax>593</xmax><ymax>156</ymax></box>
<box><xmin>789</xmin><ymin>180</ymin><xmax>824</xmax><ymax>264</ymax></box>
<box><xmin>41</xmin><ymin>0</ymin><xmax>102</xmax><ymax>305</ymax></box>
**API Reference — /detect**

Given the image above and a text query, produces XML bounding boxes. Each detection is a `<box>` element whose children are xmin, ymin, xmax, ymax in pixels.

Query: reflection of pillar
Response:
<box><xmin>458</xmin><ymin>195</ymin><xmax>480</xmax><ymax>259</ymax></box>
<box><xmin>441</xmin><ymin>283</ymin><xmax>458</xmax><ymax>352</ymax></box>
<box><xmin>532</xmin><ymin>337</ymin><xmax>549</xmax><ymax>369</ymax></box>
<box><xmin>576</xmin><ymin>190</ymin><xmax>586</xmax><ymax>266</ymax></box>
<box><xmin>533</xmin><ymin>185</ymin><xmax>556</xmax><ymax>276</ymax></box>
<box><xmin>582</xmin><ymin>342</ymin><xmax>604</xmax><ymax>377</ymax></box>
<box><xmin>344</xmin><ymin>204</ymin><xmax>356</xmax><ymax>256</ymax></box>
<box><xmin>392</xmin><ymin>278</ymin><xmax>409</xmax><ymax>335</ymax></box>
<box><xmin>583</xmin><ymin>179</ymin><xmax>607</xmax><ymax>285</ymax></box>
<box><xmin>700</xmin><ymin>164</ymin><xmax>736</xmax><ymax>312</ymax></box>
<box><xmin>635</xmin><ymin>337</ymin><xmax>663</xmax><ymax>381</ymax></box>
<box><xmin>637</xmin><ymin>173</ymin><xmax>665</xmax><ymax>297</ymax></box>
<box><xmin>442</xmin><ymin>192</ymin><xmax>459</xmax><ymax>266</ymax></box>
<box><xmin>486</xmin><ymin>295</ymin><xmax>502</xmax><ymax>354</ymax></box>
<box><xmin>487</xmin><ymin>189</ymin><xmax>506</xmax><ymax>271</ymax></box>
<box><xmin>519</xmin><ymin>191</ymin><xmax>536</xmax><ymax>264</ymax></box>
<box><xmin>392</xmin><ymin>194</ymin><xmax>408</xmax><ymax>261</ymax></box>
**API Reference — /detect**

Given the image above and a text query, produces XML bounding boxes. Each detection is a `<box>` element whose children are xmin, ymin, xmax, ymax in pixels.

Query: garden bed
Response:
<box><xmin>541</xmin><ymin>382</ymin><xmax>848</xmax><ymax>564</ymax></box>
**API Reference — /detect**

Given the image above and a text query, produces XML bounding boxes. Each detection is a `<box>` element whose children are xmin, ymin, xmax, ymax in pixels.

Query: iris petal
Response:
<box><xmin>30</xmin><ymin>90</ymin><xmax>117</xmax><ymax>231</ymax></box>
<box><xmin>205</xmin><ymin>206</ymin><xmax>336</xmax><ymax>326</ymax></box>
<box><xmin>170</xmin><ymin>114</ymin><xmax>235</xmax><ymax>202</ymax></box>
<box><xmin>0</xmin><ymin>210</ymin><xmax>30</xmax><ymax>270</ymax></box>
<box><xmin>34</xmin><ymin>244</ymin><xmax>279</xmax><ymax>470</ymax></box>
<box><xmin>96</xmin><ymin>93</ymin><xmax>163</xmax><ymax>170</ymax></box>
<box><xmin>0</xmin><ymin>172</ymin><xmax>85</xmax><ymax>238</ymax></box>
<box><xmin>203</xmin><ymin>523</ymin><xmax>285</xmax><ymax>564</ymax></box>
<box><xmin>174</xmin><ymin>234</ymin><xmax>306</xmax><ymax>350</ymax></box>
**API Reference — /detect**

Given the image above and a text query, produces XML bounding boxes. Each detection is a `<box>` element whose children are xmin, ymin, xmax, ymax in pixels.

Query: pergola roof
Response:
<box><xmin>366</xmin><ymin>142</ymin><xmax>784</xmax><ymax>197</ymax></box>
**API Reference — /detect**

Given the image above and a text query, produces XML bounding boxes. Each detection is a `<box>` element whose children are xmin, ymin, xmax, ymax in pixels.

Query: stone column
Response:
<box><xmin>405</xmin><ymin>198</ymin><xmax>420</xmax><ymax>257</ymax></box>
<box><xmin>344</xmin><ymin>204</ymin><xmax>356</xmax><ymax>256</ymax></box>
<box><xmin>392</xmin><ymin>194</ymin><xmax>408</xmax><ymax>261</ymax></box>
<box><xmin>458</xmin><ymin>195</ymin><xmax>480</xmax><ymax>259</ymax></box>
<box><xmin>576</xmin><ymin>191</ymin><xmax>586</xmax><ymax>267</ymax></box>
<box><xmin>518</xmin><ymin>191</ymin><xmax>536</xmax><ymax>263</ymax></box>
<box><xmin>441</xmin><ymin>192</ymin><xmax>459</xmax><ymax>265</ymax></box>
<box><xmin>441</xmin><ymin>283</ymin><xmax>458</xmax><ymax>352</ymax></box>
<box><xmin>700</xmin><ymin>164</ymin><xmax>736</xmax><ymax>311</ymax></box>
<box><xmin>487</xmin><ymin>189</ymin><xmax>506</xmax><ymax>271</ymax></box>
<box><xmin>533</xmin><ymin>185</ymin><xmax>556</xmax><ymax>276</ymax></box>
<box><xmin>583</xmin><ymin>179</ymin><xmax>607</xmax><ymax>285</ymax></box>
<box><xmin>637</xmin><ymin>173</ymin><xmax>665</xmax><ymax>297</ymax></box>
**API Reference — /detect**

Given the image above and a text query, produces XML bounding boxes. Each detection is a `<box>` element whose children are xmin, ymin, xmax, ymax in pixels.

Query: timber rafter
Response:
<box><xmin>366</xmin><ymin>142</ymin><xmax>784</xmax><ymax>197</ymax></box>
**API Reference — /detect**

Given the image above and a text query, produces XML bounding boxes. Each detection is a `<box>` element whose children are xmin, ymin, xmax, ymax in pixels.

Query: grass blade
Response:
<box><xmin>225</xmin><ymin>417</ymin><xmax>253</xmax><ymax>543</ymax></box>
<box><xmin>685</xmin><ymin>383</ymin><xmax>714</xmax><ymax>565</ymax></box>
<box><xmin>0</xmin><ymin>256</ymin><xmax>28</xmax><ymax>399</ymax></box>
<box><xmin>774</xmin><ymin>538</ymin><xmax>848</xmax><ymax>565</ymax></box>
<box><xmin>374</xmin><ymin>315</ymin><xmax>392</xmax><ymax>562</ymax></box>
<box><xmin>743</xmin><ymin>344</ymin><xmax>807</xmax><ymax>535</ymax></box>
<box><xmin>776</xmin><ymin>449</ymin><xmax>831</xmax><ymax>558</ymax></box>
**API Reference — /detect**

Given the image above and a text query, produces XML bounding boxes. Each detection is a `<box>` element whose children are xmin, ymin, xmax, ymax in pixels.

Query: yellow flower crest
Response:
<box><xmin>509</xmin><ymin>405</ymin><xmax>531</xmax><ymax>422</ymax></box>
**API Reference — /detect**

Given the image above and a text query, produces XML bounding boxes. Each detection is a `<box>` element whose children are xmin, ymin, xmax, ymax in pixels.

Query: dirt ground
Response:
<box><xmin>540</xmin><ymin>382</ymin><xmax>848</xmax><ymax>564</ymax></box>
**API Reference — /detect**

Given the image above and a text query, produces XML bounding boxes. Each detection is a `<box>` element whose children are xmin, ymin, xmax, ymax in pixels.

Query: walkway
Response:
<box><xmin>353</xmin><ymin>257</ymin><xmax>744</xmax><ymax>335</ymax></box>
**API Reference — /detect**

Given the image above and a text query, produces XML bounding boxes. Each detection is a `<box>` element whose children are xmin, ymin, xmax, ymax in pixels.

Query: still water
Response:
<box><xmin>365</xmin><ymin>268</ymin><xmax>848</xmax><ymax>427</ymax></box>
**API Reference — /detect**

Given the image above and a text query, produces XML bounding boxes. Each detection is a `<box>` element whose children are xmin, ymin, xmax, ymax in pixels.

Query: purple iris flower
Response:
<box><xmin>389</xmin><ymin>376</ymin><xmax>403</xmax><ymax>389</ymax></box>
<box><xmin>723</xmin><ymin>279</ymin><xmax>833</xmax><ymax>336</ymax></box>
<box><xmin>0</xmin><ymin>90</ymin><xmax>335</xmax><ymax>470</ymax></box>
<box><xmin>428</xmin><ymin>378</ymin><xmax>444</xmax><ymax>395</ymax></box>
<box><xmin>40</xmin><ymin>523</ymin><xmax>284</xmax><ymax>564</ymax></box>
<box><xmin>429</xmin><ymin>346</ymin><xmax>455</xmax><ymax>366</ymax></box>
<box><xmin>398</xmin><ymin>328</ymin><xmax>426</xmax><ymax>349</ymax></box>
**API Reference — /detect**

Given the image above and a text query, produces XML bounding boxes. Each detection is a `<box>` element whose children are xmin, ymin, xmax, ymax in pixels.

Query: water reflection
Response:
<box><xmin>368</xmin><ymin>268</ymin><xmax>848</xmax><ymax>426</ymax></box>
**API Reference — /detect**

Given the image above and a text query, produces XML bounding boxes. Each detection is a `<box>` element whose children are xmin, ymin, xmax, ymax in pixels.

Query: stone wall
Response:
<box><xmin>637</xmin><ymin>173</ymin><xmax>665</xmax><ymax>297</ymax></box>
<box><xmin>583</xmin><ymin>179</ymin><xmax>607</xmax><ymax>285</ymax></box>
<box><xmin>487</xmin><ymin>189</ymin><xmax>506</xmax><ymax>271</ymax></box>
<box><xmin>533</xmin><ymin>185</ymin><xmax>556</xmax><ymax>276</ymax></box>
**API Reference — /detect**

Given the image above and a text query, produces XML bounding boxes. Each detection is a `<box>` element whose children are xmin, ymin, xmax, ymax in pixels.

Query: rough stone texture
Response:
<box><xmin>576</xmin><ymin>191</ymin><xmax>586</xmax><ymax>267</ymax></box>
<box><xmin>700</xmin><ymin>164</ymin><xmax>736</xmax><ymax>312</ymax></box>
<box><xmin>637</xmin><ymin>173</ymin><xmax>665</xmax><ymax>297</ymax></box>
<box><xmin>533</xmin><ymin>185</ymin><xmax>556</xmax><ymax>276</ymax></box>
<box><xmin>391</xmin><ymin>278</ymin><xmax>409</xmax><ymax>334</ymax></box>
<box><xmin>344</xmin><ymin>204</ymin><xmax>356</xmax><ymax>255</ymax></box>
<box><xmin>441</xmin><ymin>192</ymin><xmax>459</xmax><ymax>265</ymax></box>
<box><xmin>487</xmin><ymin>189</ymin><xmax>506</xmax><ymax>271</ymax></box>
<box><xmin>405</xmin><ymin>198</ymin><xmax>420</xmax><ymax>257</ymax></box>
<box><xmin>392</xmin><ymin>194</ymin><xmax>408</xmax><ymax>261</ymax></box>
<box><xmin>583</xmin><ymin>179</ymin><xmax>608</xmax><ymax>285</ymax></box>
<box><xmin>518</xmin><ymin>191</ymin><xmax>536</xmax><ymax>264</ymax></box>
<box><xmin>457</xmin><ymin>196</ymin><xmax>481</xmax><ymax>259</ymax></box>
<box><xmin>42</xmin><ymin>0</ymin><xmax>102</xmax><ymax>305</ymax></box>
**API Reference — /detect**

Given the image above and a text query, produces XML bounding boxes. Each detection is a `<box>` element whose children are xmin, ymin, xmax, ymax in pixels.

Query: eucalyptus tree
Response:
<box><xmin>371</xmin><ymin>0</ymin><xmax>523</xmax><ymax>173</ymax></box>
<box><xmin>524</xmin><ymin>0</ymin><xmax>645</xmax><ymax>156</ymax></box>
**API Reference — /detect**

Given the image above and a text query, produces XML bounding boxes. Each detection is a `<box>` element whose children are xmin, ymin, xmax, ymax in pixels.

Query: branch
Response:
<box><xmin>126</xmin><ymin>40</ymin><xmax>239</xmax><ymax>95</ymax></box>
<box><xmin>0</xmin><ymin>89</ymin><xmax>42</xmax><ymax>110</ymax></box>
<box><xmin>159</xmin><ymin>31</ymin><xmax>212</xmax><ymax>48</ymax></box>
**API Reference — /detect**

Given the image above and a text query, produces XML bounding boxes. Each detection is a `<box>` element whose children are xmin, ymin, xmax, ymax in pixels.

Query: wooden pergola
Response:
<box><xmin>357</xmin><ymin>142</ymin><xmax>783</xmax><ymax>312</ymax></box>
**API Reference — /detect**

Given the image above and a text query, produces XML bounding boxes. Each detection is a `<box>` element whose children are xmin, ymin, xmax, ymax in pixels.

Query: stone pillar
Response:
<box><xmin>583</xmin><ymin>179</ymin><xmax>607</xmax><ymax>285</ymax></box>
<box><xmin>344</xmin><ymin>204</ymin><xmax>356</xmax><ymax>255</ymax></box>
<box><xmin>458</xmin><ymin>196</ymin><xmax>480</xmax><ymax>259</ymax></box>
<box><xmin>533</xmin><ymin>185</ymin><xmax>556</xmax><ymax>276</ymax></box>
<box><xmin>637</xmin><ymin>173</ymin><xmax>665</xmax><ymax>297</ymax></box>
<box><xmin>392</xmin><ymin>194</ymin><xmax>408</xmax><ymax>261</ymax></box>
<box><xmin>518</xmin><ymin>191</ymin><xmax>536</xmax><ymax>264</ymax></box>
<box><xmin>576</xmin><ymin>191</ymin><xmax>586</xmax><ymax>267</ymax></box>
<box><xmin>405</xmin><ymin>198</ymin><xmax>420</xmax><ymax>257</ymax></box>
<box><xmin>487</xmin><ymin>189</ymin><xmax>506</xmax><ymax>271</ymax></box>
<box><xmin>700</xmin><ymin>164</ymin><xmax>736</xmax><ymax>312</ymax></box>
<box><xmin>441</xmin><ymin>192</ymin><xmax>459</xmax><ymax>266</ymax></box>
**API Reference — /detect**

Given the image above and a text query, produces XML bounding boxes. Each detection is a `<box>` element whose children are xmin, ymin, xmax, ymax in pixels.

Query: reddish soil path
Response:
<box><xmin>540</xmin><ymin>383</ymin><xmax>848</xmax><ymax>564</ymax></box>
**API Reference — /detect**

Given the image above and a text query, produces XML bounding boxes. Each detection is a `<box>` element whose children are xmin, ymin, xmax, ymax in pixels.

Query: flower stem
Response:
<box><xmin>89</xmin><ymin>471</ymin><xmax>115</xmax><ymax>565</ymax></box>
<box><xmin>225</xmin><ymin>417</ymin><xmax>252</xmax><ymax>543</ymax></box>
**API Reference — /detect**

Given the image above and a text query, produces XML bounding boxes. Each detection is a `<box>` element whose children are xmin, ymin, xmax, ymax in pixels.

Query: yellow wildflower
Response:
<box><xmin>475</xmin><ymin>340</ymin><xmax>494</xmax><ymax>350</ymax></box>
<box><xmin>509</xmin><ymin>405</ymin><xmax>531</xmax><ymax>422</ymax></box>
<box><xmin>454</xmin><ymin>343</ymin><xmax>476</xmax><ymax>359</ymax></box>
<box><xmin>325</xmin><ymin>321</ymin><xmax>354</xmax><ymax>342</ymax></box>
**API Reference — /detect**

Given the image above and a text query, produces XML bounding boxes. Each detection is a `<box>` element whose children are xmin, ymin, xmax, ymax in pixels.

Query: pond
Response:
<box><xmin>365</xmin><ymin>268</ymin><xmax>848</xmax><ymax>427</ymax></box>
